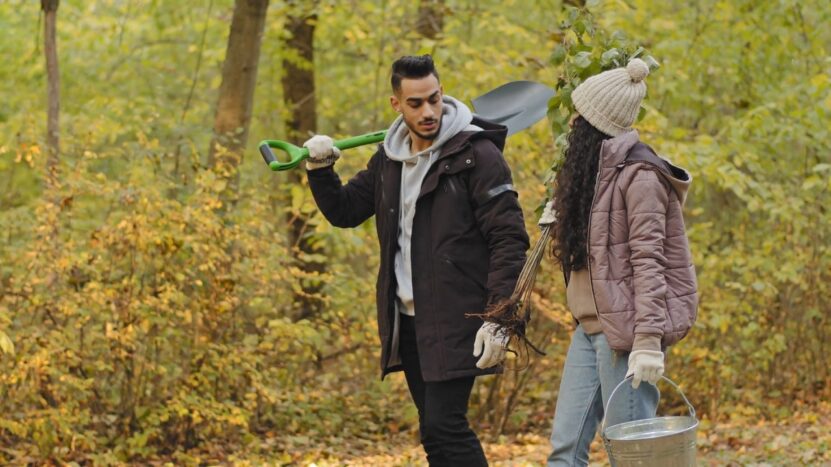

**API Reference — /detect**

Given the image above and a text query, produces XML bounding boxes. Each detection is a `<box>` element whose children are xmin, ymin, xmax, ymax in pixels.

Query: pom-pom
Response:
<box><xmin>627</xmin><ymin>58</ymin><xmax>650</xmax><ymax>82</ymax></box>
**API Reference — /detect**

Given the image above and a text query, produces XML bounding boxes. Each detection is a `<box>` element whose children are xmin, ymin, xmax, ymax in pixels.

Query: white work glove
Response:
<box><xmin>626</xmin><ymin>350</ymin><xmax>665</xmax><ymax>389</ymax></box>
<box><xmin>538</xmin><ymin>200</ymin><xmax>557</xmax><ymax>226</ymax></box>
<box><xmin>473</xmin><ymin>322</ymin><xmax>509</xmax><ymax>369</ymax></box>
<box><xmin>303</xmin><ymin>135</ymin><xmax>341</xmax><ymax>170</ymax></box>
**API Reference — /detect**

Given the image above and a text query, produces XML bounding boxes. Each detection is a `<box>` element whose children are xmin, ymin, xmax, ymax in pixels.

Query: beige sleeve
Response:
<box><xmin>632</xmin><ymin>333</ymin><xmax>662</xmax><ymax>352</ymax></box>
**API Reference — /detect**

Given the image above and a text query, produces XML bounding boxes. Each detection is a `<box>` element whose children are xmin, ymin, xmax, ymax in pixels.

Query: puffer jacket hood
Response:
<box><xmin>600</xmin><ymin>130</ymin><xmax>692</xmax><ymax>205</ymax></box>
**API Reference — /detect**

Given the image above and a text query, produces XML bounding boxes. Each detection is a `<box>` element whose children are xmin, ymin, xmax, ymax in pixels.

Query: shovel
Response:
<box><xmin>259</xmin><ymin>80</ymin><xmax>554</xmax><ymax>171</ymax></box>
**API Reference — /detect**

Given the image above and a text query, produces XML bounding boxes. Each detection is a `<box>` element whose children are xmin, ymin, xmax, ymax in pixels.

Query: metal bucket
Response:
<box><xmin>602</xmin><ymin>376</ymin><xmax>698</xmax><ymax>467</ymax></box>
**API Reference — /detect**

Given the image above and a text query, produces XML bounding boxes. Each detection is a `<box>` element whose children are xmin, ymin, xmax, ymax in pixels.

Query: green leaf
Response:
<box><xmin>550</xmin><ymin>44</ymin><xmax>567</xmax><ymax>66</ymax></box>
<box><xmin>560</xmin><ymin>85</ymin><xmax>574</xmax><ymax>110</ymax></box>
<box><xmin>643</xmin><ymin>54</ymin><xmax>661</xmax><ymax>70</ymax></box>
<box><xmin>549</xmin><ymin>112</ymin><xmax>567</xmax><ymax>136</ymax></box>
<box><xmin>601</xmin><ymin>48</ymin><xmax>620</xmax><ymax>67</ymax></box>
<box><xmin>567</xmin><ymin>8</ymin><xmax>580</xmax><ymax>26</ymax></box>
<box><xmin>572</xmin><ymin>51</ymin><xmax>593</xmax><ymax>69</ymax></box>
<box><xmin>547</xmin><ymin>92</ymin><xmax>562</xmax><ymax>110</ymax></box>
<box><xmin>573</xmin><ymin>43</ymin><xmax>593</xmax><ymax>54</ymax></box>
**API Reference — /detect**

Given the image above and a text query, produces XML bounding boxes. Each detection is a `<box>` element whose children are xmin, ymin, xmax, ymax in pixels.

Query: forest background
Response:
<box><xmin>1</xmin><ymin>0</ymin><xmax>830</xmax><ymax>465</ymax></box>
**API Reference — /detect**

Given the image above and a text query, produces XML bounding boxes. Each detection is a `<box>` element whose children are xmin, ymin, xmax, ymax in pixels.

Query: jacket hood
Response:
<box><xmin>600</xmin><ymin>129</ymin><xmax>693</xmax><ymax>205</ymax></box>
<box><xmin>384</xmin><ymin>95</ymin><xmax>477</xmax><ymax>163</ymax></box>
<box><xmin>427</xmin><ymin>115</ymin><xmax>508</xmax><ymax>162</ymax></box>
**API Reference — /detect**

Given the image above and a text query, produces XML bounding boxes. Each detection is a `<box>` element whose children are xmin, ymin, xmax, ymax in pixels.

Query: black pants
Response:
<box><xmin>398</xmin><ymin>314</ymin><xmax>488</xmax><ymax>467</ymax></box>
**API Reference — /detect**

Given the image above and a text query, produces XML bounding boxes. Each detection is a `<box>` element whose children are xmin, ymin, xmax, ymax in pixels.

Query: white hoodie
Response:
<box><xmin>383</xmin><ymin>95</ymin><xmax>481</xmax><ymax>316</ymax></box>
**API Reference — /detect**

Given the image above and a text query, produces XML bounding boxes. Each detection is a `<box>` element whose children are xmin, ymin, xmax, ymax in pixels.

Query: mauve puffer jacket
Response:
<box><xmin>588</xmin><ymin>130</ymin><xmax>698</xmax><ymax>351</ymax></box>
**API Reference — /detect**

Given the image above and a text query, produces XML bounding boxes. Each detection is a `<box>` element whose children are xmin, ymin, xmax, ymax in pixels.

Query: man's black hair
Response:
<box><xmin>390</xmin><ymin>55</ymin><xmax>440</xmax><ymax>93</ymax></box>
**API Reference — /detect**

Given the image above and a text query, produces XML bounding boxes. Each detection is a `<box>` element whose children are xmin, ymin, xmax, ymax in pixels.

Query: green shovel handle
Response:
<box><xmin>259</xmin><ymin>130</ymin><xmax>388</xmax><ymax>171</ymax></box>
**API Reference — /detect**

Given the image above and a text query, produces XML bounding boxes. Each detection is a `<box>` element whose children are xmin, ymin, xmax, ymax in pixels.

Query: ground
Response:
<box><xmin>241</xmin><ymin>402</ymin><xmax>831</xmax><ymax>466</ymax></box>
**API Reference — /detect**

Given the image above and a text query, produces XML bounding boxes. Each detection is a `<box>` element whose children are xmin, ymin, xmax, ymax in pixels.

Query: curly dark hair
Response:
<box><xmin>551</xmin><ymin>115</ymin><xmax>611</xmax><ymax>272</ymax></box>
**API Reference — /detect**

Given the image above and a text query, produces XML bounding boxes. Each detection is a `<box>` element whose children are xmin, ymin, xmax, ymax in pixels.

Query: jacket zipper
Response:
<box><xmin>586</xmin><ymin>152</ymin><xmax>604</xmax><ymax>328</ymax></box>
<box><xmin>381</xmin><ymin>156</ymin><xmax>401</xmax><ymax>374</ymax></box>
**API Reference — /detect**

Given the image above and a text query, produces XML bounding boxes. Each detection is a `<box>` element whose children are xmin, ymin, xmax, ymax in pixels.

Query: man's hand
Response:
<box><xmin>626</xmin><ymin>350</ymin><xmax>664</xmax><ymax>388</ymax></box>
<box><xmin>473</xmin><ymin>322</ymin><xmax>509</xmax><ymax>369</ymax></box>
<box><xmin>538</xmin><ymin>199</ymin><xmax>557</xmax><ymax>226</ymax></box>
<box><xmin>303</xmin><ymin>135</ymin><xmax>341</xmax><ymax>170</ymax></box>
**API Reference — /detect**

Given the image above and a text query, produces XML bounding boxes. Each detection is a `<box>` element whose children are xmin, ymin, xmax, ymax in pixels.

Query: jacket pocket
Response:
<box><xmin>440</xmin><ymin>255</ymin><xmax>486</xmax><ymax>292</ymax></box>
<box><xmin>443</xmin><ymin>177</ymin><xmax>459</xmax><ymax>196</ymax></box>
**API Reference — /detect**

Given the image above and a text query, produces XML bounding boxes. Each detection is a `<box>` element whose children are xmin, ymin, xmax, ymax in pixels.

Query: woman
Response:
<box><xmin>542</xmin><ymin>58</ymin><xmax>698</xmax><ymax>466</ymax></box>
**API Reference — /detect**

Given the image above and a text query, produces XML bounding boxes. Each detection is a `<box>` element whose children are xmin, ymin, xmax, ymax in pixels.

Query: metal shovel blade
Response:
<box><xmin>472</xmin><ymin>80</ymin><xmax>555</xmax><ymax>136</ymax></box>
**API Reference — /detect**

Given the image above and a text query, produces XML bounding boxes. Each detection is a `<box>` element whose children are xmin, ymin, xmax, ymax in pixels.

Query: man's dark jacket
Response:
<box><xmin>307</xmin><ymin>118</ymin><xmax>529</xmax><ymax>382</ymax></box>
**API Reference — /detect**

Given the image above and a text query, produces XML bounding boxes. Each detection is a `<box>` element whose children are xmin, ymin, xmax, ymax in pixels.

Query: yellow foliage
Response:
<box><xmin>0</xmin><ymin>0</ymin><xmax>828</xmax><ymax>464</ymax></box>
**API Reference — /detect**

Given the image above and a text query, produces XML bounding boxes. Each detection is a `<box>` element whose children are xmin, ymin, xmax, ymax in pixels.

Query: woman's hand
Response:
<box><xmin>626</xmin><ymin>350</ymin><xmax>664</xmax><ymax>388</ymax></box>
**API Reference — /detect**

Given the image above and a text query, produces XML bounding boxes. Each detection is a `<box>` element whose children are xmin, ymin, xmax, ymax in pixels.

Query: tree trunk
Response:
<box><xmin>42</xmin><ymin>0</ymin><xmax>60</xmax><ymax>193</ymax></box>
<box><xmin>281</xmin><ymin>3</ymin><xmax>326</xmax><ymax>321</ymax></box>
<box><xmin>416</xmin><ymin>0</ymin><xmax>445</xmax><ymax>39</ymax></box>
<box><xmin>41</xmin><ymin>0</ymin><xmax>61</xmax><ymax>290</ymax></box>
<box><xmin>208</xmin><ymin>0</ymin><xmax>269</xmax><ymax>209</ymax></box>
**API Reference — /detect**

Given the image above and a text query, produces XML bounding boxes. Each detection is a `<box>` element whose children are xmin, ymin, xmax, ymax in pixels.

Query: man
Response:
<box><xmin>303</xmin><ymin>55</ymin><xmax>529</xmax><ymax>465</ymax></box>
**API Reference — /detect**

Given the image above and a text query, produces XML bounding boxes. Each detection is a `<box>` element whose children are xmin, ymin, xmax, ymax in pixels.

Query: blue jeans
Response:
<box><xmin>547</xmin><ymin>325</ymin><xmax>659</xmax><ymax>467</ymax></box>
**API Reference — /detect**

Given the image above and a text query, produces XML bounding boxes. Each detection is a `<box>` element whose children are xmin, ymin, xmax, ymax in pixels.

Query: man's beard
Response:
<box><xmin>406</xmin><ymin>117</ymin><xmax>442</xmax><ymax>142</ymax></box>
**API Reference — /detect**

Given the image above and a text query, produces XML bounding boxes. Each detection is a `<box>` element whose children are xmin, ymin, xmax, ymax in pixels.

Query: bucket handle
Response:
<box><xmin>601</xmin><ymin>375</ymin><xmax>696</xmax><ymax>437</ymax></box>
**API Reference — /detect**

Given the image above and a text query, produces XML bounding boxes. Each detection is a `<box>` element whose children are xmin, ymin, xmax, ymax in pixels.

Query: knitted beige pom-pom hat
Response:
<box><xmin>572</xmin><ymin>58</ymin><xmax>650</xmax><ymax>136</ymax></box>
